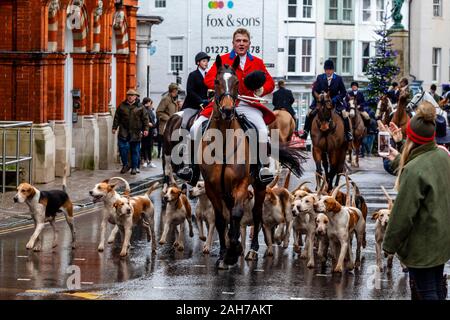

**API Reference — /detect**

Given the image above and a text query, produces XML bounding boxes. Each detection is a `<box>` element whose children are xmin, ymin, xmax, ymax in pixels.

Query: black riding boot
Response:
<box><xmin>176</xmin><ymin>139</ymin><xmax>200</xmax><ymax>186</ymax></box>
<box><xmin>300</xmin><ymin>108</ymin><xmax>318</xmax><ymax>140</ymax></box>
<box><xmin>342</xmin><ymin>115</ymin><xmax>353</xmax><ymax>142</ymax></box>
<box><xmin>254</xmin><ymin>142</ymin><xmax>274</xmax><ymax>186</ymax></box>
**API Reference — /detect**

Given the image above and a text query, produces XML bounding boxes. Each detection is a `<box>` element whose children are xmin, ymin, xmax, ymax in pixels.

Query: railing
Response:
<box><xmin>0</xmin><ymin>121</ymin><xmax>33</xmax><ymax>194</ymax></box>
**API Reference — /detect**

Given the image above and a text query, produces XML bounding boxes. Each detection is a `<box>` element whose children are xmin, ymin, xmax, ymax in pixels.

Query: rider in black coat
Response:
<box><xmin>272</xmin><ymin>80</ymin><xmax>296</xmax><ymax>119</ymax></box>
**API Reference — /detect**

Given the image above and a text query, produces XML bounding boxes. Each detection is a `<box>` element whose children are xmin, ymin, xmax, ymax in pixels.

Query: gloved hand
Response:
<box><xmin>254</xmin><ymin>87</ymin><xmax>264</xmax><ymax>97</ymax></box>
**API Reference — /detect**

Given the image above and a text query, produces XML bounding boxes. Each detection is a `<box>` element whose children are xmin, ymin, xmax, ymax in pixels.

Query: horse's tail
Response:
<box><xmin>273</xmin><ymin>142</ymin><xmax>308</xmax><ymax>178</ymax></box>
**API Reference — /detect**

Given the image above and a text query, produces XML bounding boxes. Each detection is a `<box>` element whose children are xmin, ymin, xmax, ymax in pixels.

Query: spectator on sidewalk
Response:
<box><xmin>112</xmin><ymin>89</ymin><xmax>149</xmax><ymax>175</ymax></box>
<box><xmin>141</xmin><ymin>97</ymin><xmax>157</xmax><ymax>168</ymax></box>
<box><xmin>361</xmin><ymin>110</ymin><xmax>378</xmax><ymax>157</ymax></box>
<box><xmin>156</xmin><ymin>83</ymin><xmax>179</xmax><ymax>158</ymax></box>
<box><xmin>382</xmin><ymin>102</ymin><xmax>450</xmax><ymax>300</ymax></box>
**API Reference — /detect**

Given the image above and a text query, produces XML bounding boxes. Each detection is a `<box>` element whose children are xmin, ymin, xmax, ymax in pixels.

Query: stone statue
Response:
<box><xmin>113</xmin><ymin>10</ymin><xmax>125</xmax><ymax>29</ymax></box>
<box><xmin>48</xmin><ymin>0</ymin><xmax>60</xmax><ymax>17</ymax></box>
<box><xmin>95</xmin><ymin>0</ymin><xmax>103</xmax><ymax>18</ymax></box>
<box><xmin>391</xmin><ymin>0</ymin><xmax>405</xmax><ymax>30</ymax></box>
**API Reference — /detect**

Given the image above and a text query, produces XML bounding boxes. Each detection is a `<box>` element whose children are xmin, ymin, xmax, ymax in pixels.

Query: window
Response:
<box><xmin>327</xmin><ymin>0</ymin><xmax>353</xmax><ymax>23</ymax></box>
<box><xmin>432</xmin><ymin>48</ymin><xmax>441</xmax><ymax>82</ymax></box>
<box><xmin>329</xmin><ymin>0</ymin><xmax>339</xmax><ymax>21</ymax></box>
<box><xmin>288</xmin><ymin>0</ymin><xmax>314</xmax><ymax>19</ymax></box>
<box><xmin>171</xmin><ymin>56</ymin><xmax>183</xmax><ymax>72</ymax></box>
<box><xmin>301</xmin><ymin>39</ymin><xmax>312</xmax><ymax>73</ymax></box>
<box><xmin>303</xmin><ymin>0</ymin><xmax>313</xmax><ymax>18</ymax></box>
<box><xmin>362</xmin><ymin>42</ymin><xmax>371</xmax><ymax>73</ymax></box>
<box><xmin>376</xmin><ymin>0</ymin><xmax>385</xmax><ymax>21</ymax></box>
<box><xmin>328</xmin><ymin>40</ymin><xmax>338</xmax><ymax>72</ymax></box>
<box><xmin>342</xmin><ymin>0</ymin><xmax>353</xmax><ymax>22</ymax></box>
<box><xmin>170</xmin><ymin>38</ymin><xmax>183</xmax><ymax>72</ymax></box>
<box><xmin>288</xmin><ymin>39</ymin><xmax>296</xmax><ymax>73</ymax></box>
<box><xmin>288</xmin><ymin>0</ymin><xmax>297</xmax><ymax>18</ymax></box>
<box><xmin>433</xmin><ymin>0</ymin><xmax>442</xmax><ymax>17</ymax></box>
<box><xmin>155</xmin><ymin>0</ymin><xmax>166</xmax><ymax>8</ymax></box>
<box><xmin>287</xmin><ymin>38</ymin><xmax>315</xmax><ymax>74</ymax></box>
<box><xmin>327</xmin><ymin>40</ymin><xmax>353</xmax><ymax>75</ymax></box>
<box><xmin>362</xmin><ymin>0</ymin><xmax>371</xmax><ymax>21</ymax></box>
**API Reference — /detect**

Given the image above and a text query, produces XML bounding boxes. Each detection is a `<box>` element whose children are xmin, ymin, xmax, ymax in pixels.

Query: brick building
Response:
<box><xmin>0</xmin><ymin>0</ymin><xmax>142</xmax><ymax>183</ymax></box>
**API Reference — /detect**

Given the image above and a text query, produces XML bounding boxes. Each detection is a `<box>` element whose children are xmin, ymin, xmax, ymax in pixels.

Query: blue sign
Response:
<box><xmin>149</xmin><ymin>45</ymin><xmax>157</xmax><ymax>56</ymax></box>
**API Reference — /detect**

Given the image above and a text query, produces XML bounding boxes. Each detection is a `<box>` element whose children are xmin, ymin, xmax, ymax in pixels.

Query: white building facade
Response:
<box><xmin>410</xmin><ymin>0</ymin><xmax>450</xmax><ymax>93</ymax></box>
<box><xmin>138</xmin><ymin>0</ymin><xmax>417</xmax><ymax>119</ymax></box>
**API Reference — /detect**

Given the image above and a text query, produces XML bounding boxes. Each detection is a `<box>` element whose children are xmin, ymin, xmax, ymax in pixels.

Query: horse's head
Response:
<box><xmin>376</xmin><ymin>95</ymin><xmax>392</xmax><ymax>121</ymax></box>
<box><xmin>348</xmin><ymin>96</ymin><xmax>356</xmax><ymax>118</ymax></box>
<box><xmin>314</xmin><ymin>91</ymin><xmax>333</xmax><ymax>132</ymax></box>
<box><xmin>214</xmin><ymin>55</ymin><xmax>240</xmax><ymax>121</ymax></box>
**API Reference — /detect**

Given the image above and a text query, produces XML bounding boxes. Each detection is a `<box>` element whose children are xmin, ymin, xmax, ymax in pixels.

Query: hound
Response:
<box><xmin>160</xmin><ymin>183</ymin><xmax>194</xmax><ymax>251</ymax></box>
<box><xmin>89</xmin><ymin>177</ymin><xmax>131</xmax><ymax>252</ymax></box>
<box><xmin>14</xmin><ymin>179</ymin><xmax>75</xmax><ymax>251</ymax></box>
<box><xmin>112</xmin><ymin>182</ymin><xmax>159</xmax><ymax>257</ymax></box>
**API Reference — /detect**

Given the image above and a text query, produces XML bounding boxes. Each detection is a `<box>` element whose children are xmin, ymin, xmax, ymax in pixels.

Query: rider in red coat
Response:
<box><xmin>177</xmin><ymin>28</ymin><xmax>276</xmax><ymax>186</ymax></box>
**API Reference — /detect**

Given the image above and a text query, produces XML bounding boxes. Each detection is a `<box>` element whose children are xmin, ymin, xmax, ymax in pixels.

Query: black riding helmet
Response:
<box><xmin>195</xmin><ymin>52</ymin><xmax>211</xmax><ymax>64</ymax></box>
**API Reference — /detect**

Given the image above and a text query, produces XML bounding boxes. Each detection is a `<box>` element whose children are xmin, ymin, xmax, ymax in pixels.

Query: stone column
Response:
<box><xmin>391</xmin><ymin>30</ymin><xmax>409</xmax><ymax>80</ymax></box>
<box><xmin>32</xmin><ymin>124</ymin><xmax>56</xmax><ymax>183</ymax></box>
<box><xmin>72</xmin><ymin>115</ymin><xmax>99</xmax><ymax>170</ymax></box>
<box><xmin>53</xmin><ymin>120</ymin><xmax>71</xmax><ymax>177</ymax></box>
<box><xmin>96</xmin><ymin>112</ymin><xmax>115</xmax><ymax>169</ymax></box>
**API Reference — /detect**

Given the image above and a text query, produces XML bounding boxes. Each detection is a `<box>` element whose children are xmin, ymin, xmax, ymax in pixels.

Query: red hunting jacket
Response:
<box><xmin>201</xmin><ymin>50</ymin><xmax>276</xmax><ymax>125</ymax></box>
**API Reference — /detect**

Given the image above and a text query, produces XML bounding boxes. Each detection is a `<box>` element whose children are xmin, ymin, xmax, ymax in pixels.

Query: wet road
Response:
<box><xmin>1</xmin><ymin>159</ymin><xmax>449</xmax><ymax>300</ymax></box>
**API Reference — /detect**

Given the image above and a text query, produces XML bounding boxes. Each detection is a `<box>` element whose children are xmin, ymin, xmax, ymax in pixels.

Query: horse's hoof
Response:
<box><xmin>245</xmin><ymin>250</ymin><xmax>258</xmax><ymax>261</ymax></box>
<box><xmin>216</xmin><ymin>260</ymin><xmax>229</xmax><ymax>270</ymax></box>
<box><xmin>402</xmin><ymin>267</ymin><xmax>409</xmax><ymax>273</ymax></box>
<box><xmin>224</xmin><ymin>253</ymin><xmax>239</xmax><ymax>266</ymax></box>
<box><xmin>202</xmin><ymin>246</ymin><xmax>210</xmax><ymax>254</ymax></box>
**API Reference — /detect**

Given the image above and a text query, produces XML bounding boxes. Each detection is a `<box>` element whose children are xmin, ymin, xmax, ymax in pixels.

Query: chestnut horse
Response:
<box><xmin>375</xmin><ymin>94</ymin><xmax>393</xmax><ymax>126</ymax></box>
<box><xmin>347</xmin><ymin>97</ymin><xmax>366</xmax><ymax>168</ymax></box>
<box><xmin>311</xmin><ymin>92</ymin><xmax>348</xmax><ymax>190</ymax></box>
<box><xmin>199</xmin><ymin>55</ymin><xmax>306</xmax><ymax>268</ymax></box>
<box><xmin>269</xmin><ymin>110</ymin><xmax>295</xmax><ymax>143</ymax></box>
<box><xmin>391</xmin><ymin>89</ymin><xmax>410</xmax><ymax>136</ymax></box>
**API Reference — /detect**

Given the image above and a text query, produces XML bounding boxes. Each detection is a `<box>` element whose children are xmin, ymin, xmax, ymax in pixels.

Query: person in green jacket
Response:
<box><xmin>383</xmin><ymin>102</ymin><xmax>450</xmax><ymax>300</ymax></box>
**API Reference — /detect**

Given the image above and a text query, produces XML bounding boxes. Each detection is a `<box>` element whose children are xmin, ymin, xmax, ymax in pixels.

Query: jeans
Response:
<box><xmin>141</xmin><ymin>135</ymin><xmax>154</xmax><ymax>162</ymax></box>
<box><xmin>362</xmin><ymin>134</ymin><xmax>375</xmax><ymax>156</ymax></box>
<box><xmin>118</xmin><ymin>138</ymin><xmax>141</xmax><ymax>169</ymax></box>
<box><xmin>409</xmin><ymin>264</ymin><xmax>447</xmax><ymax>300</ymax></box>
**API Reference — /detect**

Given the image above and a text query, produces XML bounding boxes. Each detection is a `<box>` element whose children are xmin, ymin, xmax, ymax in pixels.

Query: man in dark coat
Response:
<box><xmin>347</xmin><ymin>81</ymin><xmax>366</xmax><ymax>107</ymax></box>
<box><xmin>387</xmin><ymin>82</ymin><xmax>400</xmax><ymax>105</ymax></box>
<box><xmin>272</xmin><ymin>80</ymin><xmax>296</xmax><ymax>120</ymax></box>
<box><xmin>113</xmin><ymin>89</ymin><xmax>150</xmax><ymax>175</ymax></box>
<box><xmin>300</xmin><ymin>59</ymin><xmax>352</xmax><ymax>141</ymax></box>
<box><xmin>180</xmin><ymin>52</ymin><xmax>210</xmax><ymax>129</ymax></box>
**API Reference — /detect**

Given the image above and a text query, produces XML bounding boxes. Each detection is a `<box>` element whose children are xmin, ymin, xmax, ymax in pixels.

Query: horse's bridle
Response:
<box><xmin>407</xmin><ymin>90</ymin><xmax>425</xmax><ymax>113</ymax></box>
<box><xmin>215</xmin><ymin>71</ymin><xmax>238</xmax><ymax>120</ymax></box>
<box><xmin>317</xmin><ymin>94</ymin><xmax>334</xmax><ymax>126</ymax></box>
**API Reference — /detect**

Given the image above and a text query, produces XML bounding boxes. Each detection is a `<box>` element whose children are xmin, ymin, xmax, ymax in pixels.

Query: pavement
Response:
<box><xmin>0</xmin><ymin>158</ymin><xmax>165</xmax><ymax>233</ymax></box>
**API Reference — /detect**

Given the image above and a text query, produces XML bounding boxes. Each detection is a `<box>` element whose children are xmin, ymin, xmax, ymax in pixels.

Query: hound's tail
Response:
<box><xmin>109</xmin><ymin>177</ymin><xmax>131</xmax><ymax>195</ymax></box>
<box><xmin>62</xmin><ymin>166</ymin><xmax>68</xmax><ymax>193</ymax></box>
<box><xmin>145</xmin><ymin>181</ymin><xmax>160</xmax><ymax>197</ymax></box>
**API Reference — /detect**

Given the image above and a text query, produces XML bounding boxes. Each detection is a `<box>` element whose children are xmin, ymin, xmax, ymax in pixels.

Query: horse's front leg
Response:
<box><xmin>245</xmin><ymin>187</ymin><xmax>265</xmax><ymax>261</ymax></box>
<box><xmin>214</xmin><ymin>208</ymin><xmax>228</xmax><ymax>269</ymax></box>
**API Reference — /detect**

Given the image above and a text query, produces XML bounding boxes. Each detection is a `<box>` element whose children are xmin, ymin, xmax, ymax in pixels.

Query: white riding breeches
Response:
<box><xmin>190</xmin><ymin>101</ymin><xmax>268</xmax><ymax>142</ymax></box>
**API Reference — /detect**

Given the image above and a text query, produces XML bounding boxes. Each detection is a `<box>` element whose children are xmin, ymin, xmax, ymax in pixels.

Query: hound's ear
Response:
<box><xmin>102</xmin><ymin>179</ymin><xmax>110</xmax><ymax>184</ymax></box>
<box><xmin>232</xmin><ymin>56</ymin><xmax>240</xmax><ymax>70</ymax></box>
<box><xmin>371</xmin><ymin>211</ymin><xmax>380</xmax><ymax>220</ymax></box>
<box><xmin>113</xmin><ymin>201</ymin><xmax>120</xmax><ymax>208</ymax></box>
<box><xmin>108</xmin><ymin>183</ymin><xmax>118</xmax><ymax>191</ymax></box>
<box><xmin>215</xmin><ymin>55</ymin><xmax>222</xmax><ymax>69</ymax></box>
<box><xmin>181</xmin><ymin>183</ymin><xmax>188</xmax><ymax>195</ymax></box>
<box><xmin>247</xmin><ymin>190</ymin><xmax>254</xmax><ymax>200</ymax></box>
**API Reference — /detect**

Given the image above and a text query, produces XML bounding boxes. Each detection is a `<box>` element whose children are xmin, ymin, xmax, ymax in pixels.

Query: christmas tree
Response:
<box><xmin>364</xmin><ymin>9</ymin><xmax>400</xmax><ymax>110</ymax></box>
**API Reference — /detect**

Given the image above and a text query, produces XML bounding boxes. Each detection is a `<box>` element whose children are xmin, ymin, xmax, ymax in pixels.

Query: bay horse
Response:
<box><xmin>375</xmin><ymin>94</ymin><xmax>393</xmax><ymax>126</ymax></box>
<box><xmin>347</xmin><ymin>97</ymin><xmax>366</xmax><ymax>168</ymax></box>
<box><xmin>391</xmin><ymin>89</ymin><xmax>410</xmax><ymax>136</ymax></box>
<box><xmin>311</xmin><ymin>92</ymin><xmax>348</xmax><ymax>191</ymax></box>
<box><xmin>199</xmin><ymin>55</ymin><xmax>306</xmax><ymax>268</ymax></box>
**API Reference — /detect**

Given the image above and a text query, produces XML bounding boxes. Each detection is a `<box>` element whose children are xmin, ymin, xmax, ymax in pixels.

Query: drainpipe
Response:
<box><xmin>408</xmin><ymin>0</ymin><xmax>417</xmax><ymax>81</ymax></box>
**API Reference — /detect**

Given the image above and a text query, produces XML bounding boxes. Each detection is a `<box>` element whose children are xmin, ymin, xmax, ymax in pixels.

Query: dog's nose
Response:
<box><xmin>296</xmin><ymin>205</ymin><xmax>301</xmax><ymax>211</ymax></box>
<box><xmin>89</xmin><ymin>190</ymin><xmax>93</xmax><ymax>196</ymax></box>
<box><xmin>127</xmin><ymin>209</ymin><xmax>131</xmax><ymax>214</ymax></box>
<box><xmin>13</xmin><ymin>196</ymin><xmax>18</xmax><ymax>203</ymax></box>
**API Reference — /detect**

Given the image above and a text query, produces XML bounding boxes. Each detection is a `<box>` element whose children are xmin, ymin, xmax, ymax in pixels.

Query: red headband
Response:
<box><xmin>406</xmin><ymin>120</ymin><xmax>435</xmax><ymax>145</ymax></box>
